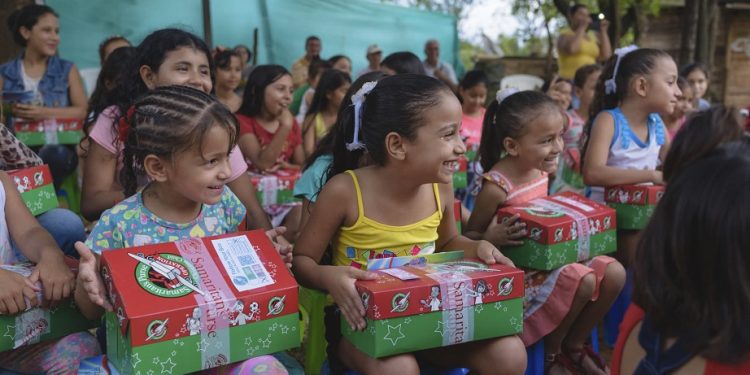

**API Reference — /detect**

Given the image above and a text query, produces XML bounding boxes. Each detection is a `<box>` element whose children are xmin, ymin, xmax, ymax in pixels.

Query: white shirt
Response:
<box><xmin>423</xmin><ymin>60</ymin><xmax>457</xmax><ymax>85</ymax></box>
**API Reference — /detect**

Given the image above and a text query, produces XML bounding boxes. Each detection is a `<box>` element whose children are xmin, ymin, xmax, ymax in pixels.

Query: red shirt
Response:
<box><xmin>613</xmin><ymin>304</ymin><xmax>750</xmax><ymax>375</ymax></box>
<box><xmin>236</xmin><ymin>114</ymin><xmax>302</xmax><ymax>171</ymax></box>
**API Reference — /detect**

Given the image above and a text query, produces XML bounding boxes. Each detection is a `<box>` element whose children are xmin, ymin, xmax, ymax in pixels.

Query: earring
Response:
<box><xmin>500</xmin><ymin>150</ymin><xmax>509</xmax><ymax>159</ymax></box>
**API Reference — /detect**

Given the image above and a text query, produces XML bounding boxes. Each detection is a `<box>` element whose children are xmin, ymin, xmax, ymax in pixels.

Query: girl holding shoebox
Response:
<box><xmin>292</xmin><ymin>74</ymin><xmax>526</xmax><ymax>375</ymax></box>
<box><xmin>465</xmin><ymin>88</ymin><xmax>625</xmax><ymax>374</ymax></box>
<box><xmin>75</xmin><ymin>85</ymin><xmax>291</xmax><ymax>374</ymax></box>
<box><xmin>580</xmin><ymin>46</ymin><xmax>678</xmax><ymax>266</ymax></box>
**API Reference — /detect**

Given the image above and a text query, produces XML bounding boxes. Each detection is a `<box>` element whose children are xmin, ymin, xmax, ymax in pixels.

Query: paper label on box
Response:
<box><xmin>43</xmin><ymin>120</ymin><xmax>58</xmax><ymax>145</ymax></box>
<box><xmin>552</xmin><ymin>195</ymin><xmax>594</xmax><ymax>212</ymax></box>
<box><xmin>211</xmin><ymin>236</ymin><xmax>273</xmax><ymax>291</ymax></box>
<box><xmin>259</xmin><ymin>176</ymin><xmax>278</xmax><ymax>205</ymax></box>
<box><xmin>380</xmin><ymin>268</ymin><xmax>420</xmax><ymax>281</ymax></box>
<box><xmin>426</xmin><ymin>271</ymin><xmax>475</xmax><ymax>346</ymax></box>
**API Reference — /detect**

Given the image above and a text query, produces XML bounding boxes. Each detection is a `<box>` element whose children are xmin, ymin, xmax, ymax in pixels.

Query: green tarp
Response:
<box><xmin>47</xmin><ymin>0</ymin><xmax>460</xmax><ymax>76</ymax></box>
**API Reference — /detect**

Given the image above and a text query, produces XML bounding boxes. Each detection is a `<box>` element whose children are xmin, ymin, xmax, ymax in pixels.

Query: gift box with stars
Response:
<box><xmin>0</xmin><ymin>260</ymin><xmax>97</xmax><ymax>352</ymax></box>
<box><xmin>14</xmin><ymin>118</ymin><xmax>83</xmax><ymax>146</ymax></box>
<box><xmin>101</xmin><ymin>231</ymin><xmax>299</xmax><ymax>374</ymax></box>
<box><xmin>249</xmin><ymin>169</ymin><xmax>301</xmax><ymax>206</ymax></box>
<box><xmin>8</xmin><ymin>165</ymin><xmax>58</xmax><ymax>216</ymax></box>
<box><xmin>497</xmin><ymin>192</ymin><xmax>617</xmax><ymax>270</ymax></box>
<box><xmin>604</xmin><ymin>184</ymin><xmax>664</xmax><ymax>230</ymax></box>
<box><xmin>343</xmin><ymin>259</ymin><xmax>524</xmax><ymax>358</ymax></box>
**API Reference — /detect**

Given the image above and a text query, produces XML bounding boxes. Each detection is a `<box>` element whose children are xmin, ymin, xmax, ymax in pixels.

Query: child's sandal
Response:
<box><xmin>544</xmin><ymin>352</ymin><xmax>584</xmax><ymax>375</ymax></box>
<box><xmin>564</xmin><ymin>345</ymin><xmax>608</xmax><ymax>374</ymax></box>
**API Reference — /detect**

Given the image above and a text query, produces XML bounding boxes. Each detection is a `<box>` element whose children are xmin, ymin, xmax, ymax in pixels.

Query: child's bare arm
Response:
<box><xmin>0</xmin><ymin>172</ymin><xmax>75</xmax><ymax>303</ymax></box>
<box><xmin>465</xmin><ymin>181</ymin><xmax>526</xmax><ymax>247</ymax></box>
<box><xmin>583</xmin><ymin>113</ymin><xmax>663</xmax><ymax>186</ymax></box>
<box><xmin>74</xmin><ymin>242</ymin><xmax>110</xmax><ymax>320</ymax></box>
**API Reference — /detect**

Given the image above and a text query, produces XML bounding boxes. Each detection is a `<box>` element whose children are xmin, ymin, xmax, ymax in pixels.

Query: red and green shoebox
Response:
<box><xmin>497</xmin><ymin>192</ymin><xmax>617</xmax><ymax>270</ymax></box>
<box><xmin>101</xmin><ymin>231</ymin><xmax>299</xmax><ymax>374</ymax></box>
<box><xmin>452</xmin><ymin>156</ymin><xmax>468</xmax><ymax>189</ymax></box>
<box><xmin>604</xmin><ymin>185</ymin><xmax>664</xmax><ymax>230</ymax></box>
<box><xmin>343</xmin><ymin>259</ymin><xmax>524</xmax><ymax>358</ymax></box>
<box><xmin>453</xmin><ymin>199</ymin><xmax>462</xmax><ymax>233</ymax></box>
<box><xmin>250</xmin><ymin>169</ymin><xmax>301</xmax><ymax>205</ymax></box>
<box><xmin>0</xmin><ymin>260</ymin><xmax>98</xmax><ymax>352</ymax></box>
<box><xmin>14</xmin><ymin>118</ymin><xmax>83</xmax><ymax>146</ymax></box>
<box><xmin>8</xmin><ymin>165</ymin><xmax>58</xmax><ymax>216</ymax></box>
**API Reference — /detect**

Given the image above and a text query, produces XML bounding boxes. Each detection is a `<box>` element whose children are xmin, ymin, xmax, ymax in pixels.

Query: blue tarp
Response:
<box><xmin>47</xmin><ymin>0</ymin><xmax>459</xmax><ymax>75</ymax></box>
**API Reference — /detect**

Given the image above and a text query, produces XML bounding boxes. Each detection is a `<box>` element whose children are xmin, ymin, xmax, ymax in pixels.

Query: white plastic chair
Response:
<box><xmin>499</xmin><ymin>74</ymin><xmax>545</xmax><ymax>92</ymax></box>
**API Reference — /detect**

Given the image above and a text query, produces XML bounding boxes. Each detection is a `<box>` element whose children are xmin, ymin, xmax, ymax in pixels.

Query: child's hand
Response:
<box><xmin>30</xmin><ymin>251</ymin><xmax>75</xmax><ymax>306</ymax></box>
<box><xmin>0</xmin><ymin>268</ymin><xmax>40</xmax><ymax>314</ymax></box>
<box><xmin>476</xmin><ymin>240</ymin><xmax>515</xmax><ymax>267</ymax></box>
<box><xmin>321</xmin><ymin>266</ymin><xmax>377</xmax><ymax>331</ymax></box>
<box><xmin>265</xmin><ymin>227</ymin><xmax>293</xmax><ymax>268</ymax></box>
<box><xmin>651</xmin><ymin>170</ymin><xmax>664</xmax><ymax>185</ymax></box>
<box><xmin>279</xmin><ymin>109</ymin><xmax>294</xmax><ymax>130</ymax></box>
<box><xmin>74</xmin><ymin>242</ymin><xmax>113</xmax><ymax>311</ymax></box>
<box><xmin>482</xmin><ymin>213</ymin><xmax>527</xmax><ymax>247</ymax></box>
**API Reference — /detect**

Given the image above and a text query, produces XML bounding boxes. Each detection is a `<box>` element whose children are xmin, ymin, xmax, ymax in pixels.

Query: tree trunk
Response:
<box><xmin>696</xmin><ymin>0</ymin><xmax>710</xmax><ymax>63</ymax></box>
<box><xmin>679</xmin><ymin>0</ymin><xmax>699</xmax><ymax>66</ymax></box>
<box><xmin>705</xmin><ymin>0</ymin><xmax>719</xmax><ymax>70</ymax></box>
<box><xmin>609</xmin><ymin>0</ymin><xmax>621</xmax><ymax>48</ymax></box>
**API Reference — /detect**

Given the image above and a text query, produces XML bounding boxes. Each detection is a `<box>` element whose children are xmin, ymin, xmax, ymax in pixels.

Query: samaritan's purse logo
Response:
<box><xmin>524</xmin><ymin>206</ymin><xmax>564</xmax><ymax>218</ymax></box>
<box><xmin>134</xmin><ymin>253</ymin><xmax>200</xmax><ymax>298</ymax></box>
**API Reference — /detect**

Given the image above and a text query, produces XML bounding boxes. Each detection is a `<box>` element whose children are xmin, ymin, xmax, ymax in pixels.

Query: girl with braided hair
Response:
<box><xmin>74</xmin><ymin>85</ymin><xmax>291</xmax><ymax>374</ymax></box>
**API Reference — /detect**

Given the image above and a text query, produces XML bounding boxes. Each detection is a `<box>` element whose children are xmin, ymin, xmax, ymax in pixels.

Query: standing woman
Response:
<box><xmin>556</xmin><ymin>3</ymin><xmax>612</xmax><ymax>80</ymax></box>
<box><xmin>0</xmin><ymin>4</ymin><xmax>88</xmax><ymax>188</ymax></box>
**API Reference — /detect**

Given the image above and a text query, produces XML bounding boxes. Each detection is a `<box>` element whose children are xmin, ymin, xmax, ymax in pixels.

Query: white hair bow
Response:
<box><xmin>346</xmin><ymin>81</ymin><xmax>378</xmax><ymax>151</ymax></box>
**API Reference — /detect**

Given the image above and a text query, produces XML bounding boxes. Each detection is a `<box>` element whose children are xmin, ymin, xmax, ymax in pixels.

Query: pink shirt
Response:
<box><xmin>89</xmin><ymin>106</ymin><xmax>247</xmax><ymax>189</ymax></box>
<box><xmin>460</xmin><ymin>108</ymin><xmax>485</xmax><ymax>146</ymax></box>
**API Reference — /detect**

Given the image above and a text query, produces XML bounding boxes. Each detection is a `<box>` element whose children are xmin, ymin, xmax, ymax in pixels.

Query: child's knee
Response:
<box><xmin>473</xmin><ymin>336</ymin><xmax>527</xmax><ymax>374</ymax></box>
<box><xmin>577</xmin><ymin>273</ymin><xmax>596</xmax><ymax>300</ymax></box>
<box><xmin>604</xmin><ymin>261</ymin><xmax>626</xmax><ymax>291</ymax></box>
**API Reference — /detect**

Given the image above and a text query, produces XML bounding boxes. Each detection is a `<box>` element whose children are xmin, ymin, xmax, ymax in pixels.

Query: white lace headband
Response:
<box><xmin>346</xmin><ymin>81</ymin><xmax>378</xmax><ymax>151</ymax></box>
<box><xmin>604</xmin><ymin>45</ymin><xmax>639</xmax><ymax>95</ymax></box>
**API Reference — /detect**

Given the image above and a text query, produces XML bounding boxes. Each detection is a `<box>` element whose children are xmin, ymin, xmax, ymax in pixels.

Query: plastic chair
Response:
<box><xmin>524</xmin><ymin>328</ymin><xmax>599</xmax><ymax>375</ymax></box>
<box><xmin>499</xmin><ymin>74</ymin><xmax>545</xmax><ymax>92</ymax></box>
<box><xmin>604</xmin><ymin>268</ymin><xmax>633</xmax><ymax>347</ymax></box>
<box><xmin>79</xmin><ymin>67</ymin><xmax>100</xmax><ymax>98</ymax></box>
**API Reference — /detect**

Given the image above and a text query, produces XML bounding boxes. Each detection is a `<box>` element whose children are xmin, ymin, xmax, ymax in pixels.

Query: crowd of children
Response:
<box><xmin>0</xmin><ymin>2</ymin><xmax>749</xmax><ymax>375</ymax></box>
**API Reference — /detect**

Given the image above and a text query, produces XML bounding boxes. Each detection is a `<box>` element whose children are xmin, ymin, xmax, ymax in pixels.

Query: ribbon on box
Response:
<box><xmin>0</xmin><ymin>264</ymin><xmax>52</xmax><ymax>349</ymax></box>
<box><xmin>43</xmin><ymin>119</ymin><xmax>59</xmax><ymax>145</ymax></box>
<box><xmin>174</xmin><ymin>239</ymin><xmax>236</xmax><ymax>369</ymax></box>
<box><xmin>425</xmin><ymin>268</ymin><xmax>475</xmax><ymax>346</ymax></box>
<box><xmin>258</xmin><ymin>176</ymin><xmax>279</xmax><ymax>206</ymax></box>
<box><xmin>527</xmin><ymin>197</ymin><xmax>592</xmax><ymax>261</ymax></box>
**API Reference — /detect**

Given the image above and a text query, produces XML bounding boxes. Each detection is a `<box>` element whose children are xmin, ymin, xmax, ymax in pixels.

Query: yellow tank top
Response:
<box><xmin>314</xmin><ymin>113</ymin><xmax>328</xmax><ymax>139</ymax></box>
<box><xmin>557</xmin><ymin>28</ymin><xmax>600</xmax><ymax>80</ymax></box>
<box><xmin>333</xmin><ymin>170</ymin><xmax>443</xmax><ymax>268</ymax></box>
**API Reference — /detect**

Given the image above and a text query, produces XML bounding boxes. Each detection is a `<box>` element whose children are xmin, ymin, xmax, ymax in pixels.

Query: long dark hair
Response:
<box><xmin>110</xmin><ymin>28</ymin><xmax>213</xmax><ymax>148</ymax></box>
<box><xmin>633</xmin><ymin>140</ymin><xmax>750</xmax><ymax>364</ymax></box>
<box><xmin>662</xmin><ymin>106</ymin><xmax>746</xmax><ymax>182</ymax></box>
<box><xmin>303</xmin><ymin>69</ymin><xmax>351</xmax><ymax>134</ymax></box>
<box><xmin>579</xmin><ymin>48</ymin><xmax>672</xmax><ymax>168</ymax></box>
<box><xmin>304</xmin><ymin>71</ymin><xmax>387</xmax><ymax>171</ymax></box>
<box><xmin>478</xmin><ymin>90</ymin><xmax>560</xmax><ymax>172</ymax></box>
<box><xmin>381</xmin><ymin>52</ymin><xmax>426</xmax><ymax>75</ymax></box>
<box><xmin>120</xmin><ymin>85</ymin><xmax>238</xmax><ymax>196</ymax></box>
<box><xmin>236</xmin><ymin>65</ymin><xmax>290</xmax><ymax>117</ymax></box>
<box><xmin>327</xmin><ymin>74</ymin><xmax>450</xmax><ymax>181</ymax></box>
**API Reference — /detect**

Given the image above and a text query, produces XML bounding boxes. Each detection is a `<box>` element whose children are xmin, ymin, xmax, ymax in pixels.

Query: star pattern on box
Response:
<box><xmin>510</xmin><ymin>317</ymin><xmax>518</xmax><ymax>326</ymax></box>
<box><xmin>215</xmin><ymin>341</ymin><xmax>223</xmax><ymax>350</ymax></box>
<box><xmin>281</xmin><ymin>326</ymin><xmax>289</xmax><ymax>334</ymax></box>
<box><xmin>379</xmin><ymin>318</ymin><xmax>390</xmax><ymax>326</ymax></box>
<box><xmin>3</xmin><ymin>325</ymin><xmax>15</xmax><ymax>340</ymax></box>
<box><xmin>247</xmin><ymin>346</ymin><xmax>260</xmax><ymax>356</ymax></box>
<box><xmin>434</xmin><ymin>321</ymin><xmax>445</xmax><ymax>337</ymax></box>
<box><xmin>172</xmin><ymin>339</ymin><xmax>180</xmax><ymax>346</ymax></box>
<box><xmin>260</xmin><ymin>336</ymin><xmax>273</xmax><ymax>348</ymax></box>
<box><xmin>245</xmin><ymin>337</ymin><xmax>254</xmax><ymax>346</ymax></box>
<box><xmin>131</xmin><ymin>353</ymin><xmax>142</xmax><ymax>367</ymax></box>
<box><xmin>147</xmin><ymin>370</ymin><xmax>155</xmax><ymax>375</ymax></box>
<box><xmin>383</xmin><ymin>324</ymin><xmax>406</xmax><ymax>346</ymax></box>
<box><xmin>270</xmin><ymin>322</ymin><xmax>278</xmax><ymax>331</ymax></box>
<box><xmin>197</xmin><ymin>338</ymin><xmax>209</xmax><ymax>352</ymax></box>
<box><xmin>475</xmin><ymin>304</ymin><xmax>484</xmax><ymax>314</ymax></box>
<box><xmin>404</xmin><ymin>317</ymin><xmax>412</xmax><ymax>325</ymax></box>
<box><xmin>368</xmin><ymin>325</ymin><xmax>376</xmax><ymax>335</ymax></box>
<box><xmin>160</xmin><ymin>357</ymin><xmax>177</xmax><ymax>374</ymax></box>
<box><xmin>171</xmin><ymin>350</ymin><xmax>177</xmax><ymax>357</ymax></box>
<box><xmin>152</xmin><ymin>357</ymin><xmax>160</xmax><ymax>365</ymax></box>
